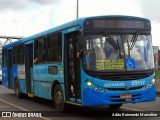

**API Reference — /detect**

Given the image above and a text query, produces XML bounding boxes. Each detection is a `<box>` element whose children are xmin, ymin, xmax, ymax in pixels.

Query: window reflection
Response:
<box><xmin>83</xmin><ymin>34</ymin><xmax>154</xmax><ymax>71</ymax></box>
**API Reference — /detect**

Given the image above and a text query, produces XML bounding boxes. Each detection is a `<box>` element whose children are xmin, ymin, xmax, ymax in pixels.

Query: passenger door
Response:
<box><xmin>64</xmin><ymin>31</ymin><xmax>81</xmax><ymax>103</ymax></box>
<box><xmin>25</xmin><ymin>43</ymin><xmax>33</xmax><ymax>93</ymax></box>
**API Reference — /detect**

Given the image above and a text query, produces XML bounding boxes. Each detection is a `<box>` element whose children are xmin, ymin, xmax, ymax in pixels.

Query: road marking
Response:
<box><xmin>0</xmin><ymin>99</ymin><xmax>51</xmax><ymax>120</ymax></box>
<box><xmin>0</xmin><ymin>105</ymin><xmax>9</xmax><ymax>108</ymax></box>
<box><xmin>121</xmin><ymin>106</ymin><xmax>143</xmax><ymax>111</ymax></box>
<box><xmin>0</xmin><ymin>99</ymin><xmax>29</xmax><ymax>111</ymax></box>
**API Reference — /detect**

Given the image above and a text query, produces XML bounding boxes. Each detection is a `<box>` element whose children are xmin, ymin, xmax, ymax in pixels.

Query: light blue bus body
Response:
<box><xmin>2</xmin><ymin>15</ymin><xmax>156</xmax><ymax>111</ymax></box>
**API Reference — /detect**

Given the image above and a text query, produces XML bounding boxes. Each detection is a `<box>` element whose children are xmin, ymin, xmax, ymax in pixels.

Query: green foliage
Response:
<box><xmin>155</xmin><ymin>70</ymin><xmax>160</xmax><ymax>78</ymax></box>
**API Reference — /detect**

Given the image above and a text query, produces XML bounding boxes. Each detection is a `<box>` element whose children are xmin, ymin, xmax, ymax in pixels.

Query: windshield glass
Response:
<box><xmin>83</xmin><ymin>34</ymin><xmax>154</xmax><ymax>71</ymax></box>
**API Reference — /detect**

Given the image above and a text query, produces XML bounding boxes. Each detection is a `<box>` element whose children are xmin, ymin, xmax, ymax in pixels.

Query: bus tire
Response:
<box><xmin>14</xmin><ymin>80</ymin><xmax>22</xmax><ymax>98</ymax></box>
<box><xmin>53</xmin><ymin>84</ymin><xmax>67</xmax><ymax>112</ymax></box>
<box><xmin>109</xmin><ymin>104</ymin><xmax>123</xmax><ymax>109</ymax></box>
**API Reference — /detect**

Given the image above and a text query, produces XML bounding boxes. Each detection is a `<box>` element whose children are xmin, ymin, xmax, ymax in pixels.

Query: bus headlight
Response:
<box><xmin>145</xmin><ymin>79</ymin><xmax>156</xmax><ymax>89</ymax></box>
<box><xmin>149</xmin><ymin>79</ymin><xmax>156</xmax><ymax>87</ymax></box>
<box><xmin>86</xmin><ymin>81</ymin><xmax>92</xmax><ymax>87</ymax></box>
<box><xmin>152</xmin><ymin>79</ymin><xmax>156</xmax><ymax>84</ymax></box>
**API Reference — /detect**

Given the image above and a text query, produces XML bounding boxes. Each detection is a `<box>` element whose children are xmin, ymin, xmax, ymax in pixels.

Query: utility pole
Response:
<box><xmin>76</xmin><ymin>0</ymin><xmax>79</xmax><ymax>19</ymax></box>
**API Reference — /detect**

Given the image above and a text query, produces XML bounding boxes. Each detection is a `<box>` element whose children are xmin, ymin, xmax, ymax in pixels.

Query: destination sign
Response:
<box><xmin>96</xmin><ymin>59</ymin><xmax>124</xmax><ymax>70</ymax></box>
<box><xmin>84</xmin><ymin>18</ymin><xmax>151</xmax><ymax>30</ymax></box>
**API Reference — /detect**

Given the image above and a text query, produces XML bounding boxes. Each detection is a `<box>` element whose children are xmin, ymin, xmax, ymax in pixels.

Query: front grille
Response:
<box><xmin>99</xmin><ymin>73</ymin><xmax>150</xmax><ymax>80</ymax></box>
<box><xmin>85</xmin><ymin>69</ymin><xmax>154</xmax><ymax>81</ymax></box>
<box><xmin>107</xmin><ymin>86</ymin><xmax>143</xmax><ymax>91</ymax></box>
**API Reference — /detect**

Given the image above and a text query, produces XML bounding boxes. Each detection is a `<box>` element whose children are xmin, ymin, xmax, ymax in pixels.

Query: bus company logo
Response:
<box><xmin>2</xmin><ymin>112</ymin><xmax>11</xmax><ymax>117</ymax></box>
<box><xmin>104</xmin><ymin>82</ymin><xmax>125</xmax><ymax>87</ymax></box>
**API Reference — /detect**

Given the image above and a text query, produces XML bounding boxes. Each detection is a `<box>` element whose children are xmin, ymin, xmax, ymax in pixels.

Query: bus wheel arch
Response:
<box><xmin>51</xmin><ymin>80</ymin><xmax>60</xmax><ymax>101</ymax></box>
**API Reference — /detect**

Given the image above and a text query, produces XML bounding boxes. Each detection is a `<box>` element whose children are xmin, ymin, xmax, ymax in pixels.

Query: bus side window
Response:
<box><xmin>2</xmin><ymin>49</ymin><xmax>7</xmax><ymax>66</ymax></box>
<box><xmin>19</xmin><ymin>45</ymin><xmax>24</xmax><ymax>64</ymax></box>
<box><xmin>47</xmin><ymin>33</ymin><xmax>62</xmax><ymax>62</ymax></box>
<box><xmin>34</xmin><ymin>37</ymin><xmax>46</xmax><ymax>64</ymax></box>
<box><xmin>13</xmin><ymin>44</ymin><xmax>24</xmax><ymax>65</ymax></box>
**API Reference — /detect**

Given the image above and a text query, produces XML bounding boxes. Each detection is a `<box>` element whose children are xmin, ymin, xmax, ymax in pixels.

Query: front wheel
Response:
<box><xmin>54</xmin><ymin>84</ymin><xmax>67</xmax><ymax>112</ymax></box>
<box><xmin>109</xmin><ymin>104</ymin><xmax>123</xmax><ymax>109</ymax></box>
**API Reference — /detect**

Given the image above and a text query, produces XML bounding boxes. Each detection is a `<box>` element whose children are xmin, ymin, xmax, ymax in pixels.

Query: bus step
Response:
<box><xmin>28</xmin><ymin>93</ymin><xmax>34</xmax><ymax>97</ymax></box>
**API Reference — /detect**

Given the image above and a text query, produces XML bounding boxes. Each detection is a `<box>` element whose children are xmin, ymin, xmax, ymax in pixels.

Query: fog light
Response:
<box><xmin>101</xmin><ymin>88</ymin><xmax>105</xmax><ymax>93</ymax></box>
<box><xmin>145</xmin><ymin>85</ymin><xmax>149</xmax><ymax>89</ymax></box>
<box><xmin>149</xmin><ymin>82</ymin><xmax>153</xmax><ymax>87</ymax></box>
<box><xmin>94</xmin><ymin>86</ymin><xmax>98</xmax><ymax>90</ymax></box>
<box><xmin>86</xmin><ymin>81</ymin><xmax>92</xmax><ymax>87</ymax></box>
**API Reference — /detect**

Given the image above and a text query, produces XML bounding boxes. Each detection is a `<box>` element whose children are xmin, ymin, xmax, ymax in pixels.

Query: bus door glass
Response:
<box><xmin>25</xmin><ymin>43</ymin><xmax>33</xmax><ymax>93</ymax></box>
<box><xmin>8</xmin><ymin>48</ymin><xmax>13</xmax><ymax>88</ymax></box>
<box><xmin>64</xmin><ymin>31</ymin><xmax>81</xmax><ymax>103</ymax></box>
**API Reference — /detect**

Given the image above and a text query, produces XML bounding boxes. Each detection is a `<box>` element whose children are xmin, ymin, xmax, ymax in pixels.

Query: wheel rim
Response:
<box><xmin>55</xmin><ymin>90</ymin><xmax>63</xmax><ymax>108</ymax></box>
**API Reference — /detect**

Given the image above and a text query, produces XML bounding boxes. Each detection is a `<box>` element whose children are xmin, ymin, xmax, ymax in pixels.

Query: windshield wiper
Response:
<box><xmin>129</xmin><ymin>31</ymin><xmax>140</xmax><ymax>50</ymax></box>
<box><xmin>102</xmin><ymin>31</ymin><xmax>119</xmax><ymax>50</ymax></box>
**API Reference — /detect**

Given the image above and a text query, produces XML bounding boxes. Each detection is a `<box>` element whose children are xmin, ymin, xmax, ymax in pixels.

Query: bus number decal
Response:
<box><xmin>131</xmin><ymin>80</ymin><xmax>145</xmax><ymax>86</ymax></box>
<box><xmin>41</xmin><ymin>83</ymin><xmax>49</xmax><ymax>87</ymax></box>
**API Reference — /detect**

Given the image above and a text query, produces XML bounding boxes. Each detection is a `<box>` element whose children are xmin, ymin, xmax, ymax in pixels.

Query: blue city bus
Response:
<box><xmin>2</xmin><ymin>15</ymin><xmax>156</xmax><ymax>111</ymax></box>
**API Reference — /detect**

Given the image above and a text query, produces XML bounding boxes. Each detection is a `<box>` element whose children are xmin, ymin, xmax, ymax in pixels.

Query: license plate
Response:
<box><xmin>120</xmin><ymin>94</ymin><xmax>132</xmax><ymax>99</ymax></box>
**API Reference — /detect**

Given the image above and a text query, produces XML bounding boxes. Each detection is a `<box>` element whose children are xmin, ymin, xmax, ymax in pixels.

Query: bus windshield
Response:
<box><xmin>83</xmin><ymin>34</ymin><xmax>154</xmax><ymax>71</ymax></box>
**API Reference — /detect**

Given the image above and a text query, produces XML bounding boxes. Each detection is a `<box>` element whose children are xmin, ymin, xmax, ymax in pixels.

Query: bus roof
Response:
<box><xmin>2</xmin><ymin>15</ymin><xmax>150</xmax><ymax>49</ymax></box>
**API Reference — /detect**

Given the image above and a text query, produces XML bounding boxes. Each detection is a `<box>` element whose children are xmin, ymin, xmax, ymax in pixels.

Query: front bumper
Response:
<box><xmin>83</xmin><ymin>84</ymin><xmax>156</xmax><ymax>106</ymax></box>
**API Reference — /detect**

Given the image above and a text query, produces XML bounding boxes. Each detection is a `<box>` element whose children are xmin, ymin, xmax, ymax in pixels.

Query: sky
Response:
<box><xmin>0</xmin><ymin>0</ymin><xmax>160</xmax><ymax>47</ymax></box>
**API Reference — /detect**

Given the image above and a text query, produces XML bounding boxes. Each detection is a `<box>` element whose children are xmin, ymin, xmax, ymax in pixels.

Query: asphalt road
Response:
<box><xmin>0</xmin><ymin>84</ymin><xmax>160</xmax><ymax>120</ymax></box>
